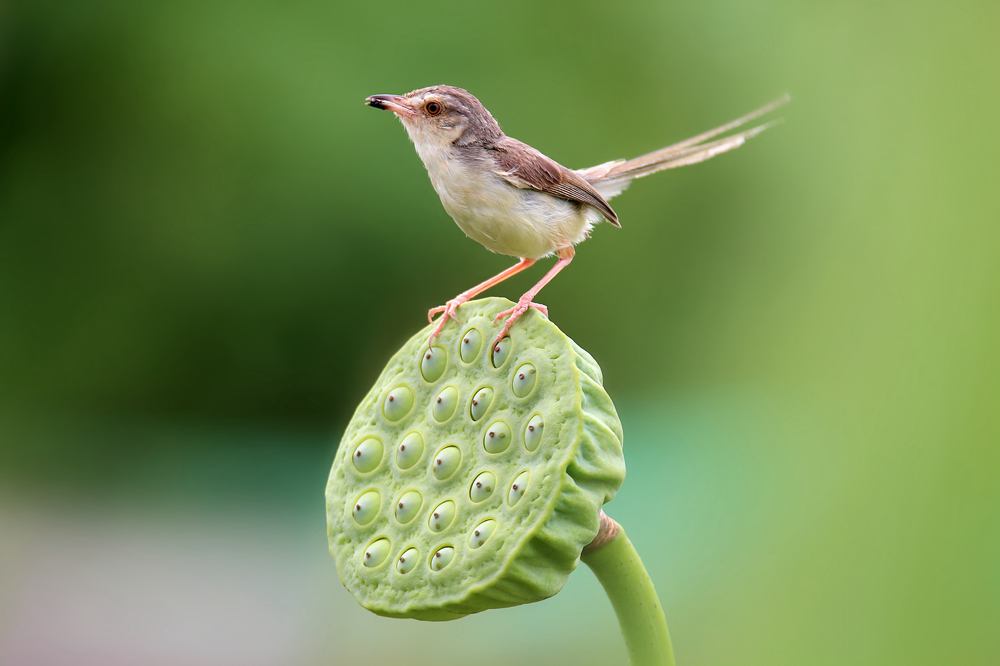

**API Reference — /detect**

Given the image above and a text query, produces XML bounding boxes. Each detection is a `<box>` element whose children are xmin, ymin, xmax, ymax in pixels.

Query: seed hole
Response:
<box><xmin>395</xmin><ymin>432</ymin><xmax>424</xmax><ymax>469</ymax></box>
<box><xmin>483</xmin><ymin>421</ymin><xmax>512</xmax><ymax>454</ymax></box>
<box><xmin>432</xmin><ymin>386</ymin><xmax>459</xmax><ymax>422</ymax></box>
<box><xmin>352</xmin><ymin>438</ymin><xmax>384</xmax><ymax>473</ymax></box>
<box><xmin>383</xmin><ymin>386</ymin><xmax>414</xmax><ymax>421</ymax></box>
<box><xmin>394</xmin><ymin>490</ymin><xmax>423</xmax><ymax>524</ymax></box>
<box><xmin>511</xmin><ymin>363</ymin><xmax>537</xmax><ymax>397</ymax></box>
<box><xmin>431</xmin><ymin>445</ymin><xmax>461</xmax><ymax>480</ymax></box>
<box><xmin>508</xmin><ymin>471</ymin><xmax>530</xmax><ymax>506</ymax></box>
<box><xmin>362</xmin><ymin>538</ymin><xmax>391</xmax><ymax>568</ymax></box>
<box><xmin>470</xmin><ymin>471</ymin><xmax>497</xmax><ymax>502</ymax></box>
<box><xmin>428</xmin><ymin>501</ymin><xmax>456</xmax><ymax>532</ymax></box>
<box><xmin>470</xmin><ymin>519</ymin><xmax>497</xmax><ymax>549</ymax></box>
<box><xmin>524</xmin><ymin>415</ymin><xmax>544</xmax><ymax>451</ymax></box>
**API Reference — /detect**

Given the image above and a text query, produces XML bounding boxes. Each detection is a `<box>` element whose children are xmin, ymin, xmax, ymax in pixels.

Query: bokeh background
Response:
<box><xmin>1</xmin><ymin>0</ymin><xmax>997</xmax><ymax>664</ymax></box>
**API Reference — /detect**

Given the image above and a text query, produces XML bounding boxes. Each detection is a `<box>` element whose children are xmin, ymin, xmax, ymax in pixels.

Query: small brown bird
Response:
<box><xmin>366</xmin><ymin>85</ymin><xmax>787</xmax><ymax>347</ymax></box>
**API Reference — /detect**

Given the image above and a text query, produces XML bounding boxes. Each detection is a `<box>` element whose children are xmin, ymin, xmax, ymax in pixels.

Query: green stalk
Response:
<box><xmin>581</xmin><ymin>517</ymin><xmax>675</xmax><ymax>666</ymax></box>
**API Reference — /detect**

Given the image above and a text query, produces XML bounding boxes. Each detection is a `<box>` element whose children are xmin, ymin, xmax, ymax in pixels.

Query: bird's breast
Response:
<box><xmin>413</xmin><ymin>144</ymin><xmax>589</xmax><ymax>259</ymax></box>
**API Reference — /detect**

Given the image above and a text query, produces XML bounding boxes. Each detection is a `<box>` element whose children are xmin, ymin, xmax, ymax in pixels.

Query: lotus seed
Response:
<box><xmin>460</xmin><ymin>328</ymin><xmax>483</xmax><ymax>364</ymax></box>
<box><xmin>430</xmin><ymin>546</ymin><xmax>455</xmax><ymax>571</ymax></box>
<box><xmin>511</xmin><ymin>363</ymin><xmax>537</xmax><ymax>397</ymax></box>
<box><xmin>483</xmin><ymin>421</ymin><xmax>512</xmax><ymax>454</ymax></box>
<box><xmin>469</xmin><ymin>519</ymin><xmax>497</xmax><ymax>549</ymax></box>
<box><xmin>351</xmin><ymin>438</ymin><xmax>384</xmax><ymax>473</ymax></box>
<box><xmin>508</xmin><ymin>471</ymin><xmax>530</xmax><ymax>506</ymax></box>
<box><xmin>469</xmin><ymin>387</ymin><xmax>494</xmax><ymax>421</ymax></box>
<box><xmin>395</xmin><ymin>432</ymin><xmax>425</xmax><ymax>469</ymax></box>
<box><xmin>420</xmin><ymin>346</ymin><xmax>447</xmax><ymax>382</ymax></box>
<box><xmin>428</xmin><ymin>500</ymin><xmax>457</xmax><ymax>532</ymax></box>
<box><xmin>491</xmin><ymin>336</ymin><xmax>511</xmax><ymax>368</ymax></box>
<box><xmin>397</xmin><ymin>547</ymin><xmax>419</xmax><ymax>574</ymax></box>
<box><xmin>351</xmin><ymin>490</ymin><xmax>381</xmax><ymax>526</ymax></box>
<box><xmin>432</xmin><ymin>386</ymin><xmax>459</xmax><ymax>422</ymax></box>
<box><xmin>394</xmin><ymin>490</ymin><xmax>423</xmax><ymax>524</ymax></box>
<box><xmin>469</xmin><ymin>471</ymin><xmax>497</xmax><ymax>503</ymax></box>
<box><xmin>523</xmin><ymin>414</ymin><xmax>544</xmax><ymax>451</ymax></box>
<box><xmin>431</xmin><ymin>445</ymin><xmax>462</xmax><ymax>480</ymax></box>
<box><xmin>383</xmin><ymin>386</ymin><xmax>414</xmax><ymax>421</ymax></box>
<box><xmin>362</xmin><ymin>538</ymin><xmax>391</xmax><ymax>568</ymax></box>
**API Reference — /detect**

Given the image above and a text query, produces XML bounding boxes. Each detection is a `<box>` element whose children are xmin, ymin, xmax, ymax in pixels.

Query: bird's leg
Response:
<box><xmin>493</xmin><ymin>247</ymin><xmax>574</xmax><ymax>347</ymax></box>
<box><xmin>427</xmin><ymin>257</ymin><xmax>536</xmax><ymax>345</ymax></box>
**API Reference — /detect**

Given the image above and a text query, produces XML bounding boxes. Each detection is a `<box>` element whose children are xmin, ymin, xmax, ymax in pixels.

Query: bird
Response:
<box><xmin>365</xmin><ymin>85</ymin><xmax>787</xmax><ymax>348</ymax></box>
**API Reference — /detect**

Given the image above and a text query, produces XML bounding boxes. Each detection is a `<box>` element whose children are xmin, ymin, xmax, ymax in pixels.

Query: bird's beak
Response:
<box><xmin>365</xmin><ymin>94</ymin><xmax>415</xmax><ymax>117</ymax></box>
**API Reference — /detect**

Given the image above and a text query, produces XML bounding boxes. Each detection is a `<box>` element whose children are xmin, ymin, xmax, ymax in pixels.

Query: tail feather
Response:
<box><xmin>578</xmin><ymin>94</ymin><xmax>789</xmax><ymax>200</ymax></box>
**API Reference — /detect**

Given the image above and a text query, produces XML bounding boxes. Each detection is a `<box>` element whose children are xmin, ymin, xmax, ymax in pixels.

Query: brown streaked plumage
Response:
<box><xmin>365</xmin><ymin>85</ymin><xmax>788</xmax><ymax>346</ymax></box>
<box><xmin>489</xmin><ymin>137</ymin><xmax>621</xmax><ymax>227</ymax></box>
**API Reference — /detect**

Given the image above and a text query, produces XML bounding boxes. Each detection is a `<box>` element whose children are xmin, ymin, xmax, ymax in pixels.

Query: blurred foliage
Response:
<box><xmin>0</xmin><ymin>0</ymin><xmax>998</xmax><ymax>664</ymax></box>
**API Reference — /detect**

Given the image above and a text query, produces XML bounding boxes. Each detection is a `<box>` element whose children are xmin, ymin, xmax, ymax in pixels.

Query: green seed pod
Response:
<box><xmin>326</xmin><ymin>297</ymin><xmax>625</xmax><ymax>620</ymax></box>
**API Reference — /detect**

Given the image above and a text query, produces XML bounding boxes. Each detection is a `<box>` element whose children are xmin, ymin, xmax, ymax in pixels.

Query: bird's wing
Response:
<box><xmin>491</xmin><ymin>137</ymin><xmax>620</xmax><ymax>227</ymax></box>
<box><xmin>577</xmin><ymin>94</ymin><xmax>790</xmax><ymax>200</ymax></box>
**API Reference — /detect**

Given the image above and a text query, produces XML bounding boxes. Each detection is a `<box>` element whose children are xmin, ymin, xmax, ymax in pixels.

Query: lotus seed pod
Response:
<box><xmin>326</xmin><ymin>297</ymin><xmax>625</xmax><ymax>620</ymax></box>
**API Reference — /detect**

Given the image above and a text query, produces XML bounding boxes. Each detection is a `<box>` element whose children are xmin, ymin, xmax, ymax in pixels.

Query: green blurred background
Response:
<box><xmin>1</xmin><ymin>0</ymin><xmax>997</xmax><ymax>664</ymax></box>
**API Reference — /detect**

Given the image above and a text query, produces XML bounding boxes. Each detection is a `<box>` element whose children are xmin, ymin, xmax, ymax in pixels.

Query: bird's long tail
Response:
<box><xmin>577</xmin><ymin>94</ymin><xmax>790</xmax><ymax>201</ymax></box>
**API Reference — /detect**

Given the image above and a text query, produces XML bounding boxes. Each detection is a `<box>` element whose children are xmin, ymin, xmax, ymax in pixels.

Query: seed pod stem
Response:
<box><xmin>582</xmin><ymin>514</ymin><xmax>675</xmax><ymax>666</ymax></box>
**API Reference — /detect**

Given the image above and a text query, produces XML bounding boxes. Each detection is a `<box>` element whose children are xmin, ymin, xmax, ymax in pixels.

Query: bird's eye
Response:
<box><xmin>425</xmin><ymin>101</ymin><xmax>443</xmax><ymax>116</ymax></box>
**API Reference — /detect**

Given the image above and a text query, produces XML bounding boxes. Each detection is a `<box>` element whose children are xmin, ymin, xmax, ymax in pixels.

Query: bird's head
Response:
<box><xmin>365</xmin><ymin>85</ymin><xmax>503</xmax><ymax>148</ymax></box>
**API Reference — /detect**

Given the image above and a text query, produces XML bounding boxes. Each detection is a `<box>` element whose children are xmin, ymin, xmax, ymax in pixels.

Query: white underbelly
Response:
<box><xmin>431</xmin><ymin>168</ymin><xmax>591</xmax><ymax>259</ymax></box>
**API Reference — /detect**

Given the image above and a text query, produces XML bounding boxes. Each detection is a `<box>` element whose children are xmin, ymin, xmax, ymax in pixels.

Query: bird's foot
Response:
<box><xmin>427</xmin><ymin>296</ymin><xmax>468</xmax><ymax>346</ymax></box>
<box><xmin>493</xmin><ymin>300</ymin><xmax>548</xmax><ymax>347</ymax></box>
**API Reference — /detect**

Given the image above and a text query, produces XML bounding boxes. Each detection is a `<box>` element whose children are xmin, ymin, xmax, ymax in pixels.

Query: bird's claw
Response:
<box><xmin>493</xmin><ymin>301</ymin><xmax>548</xmax><ymax>347</ymax></box>
<box><xmin>427</xmin><ymin>297</ymin><xmax>466</xmax><ymax>347</ymax></box>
